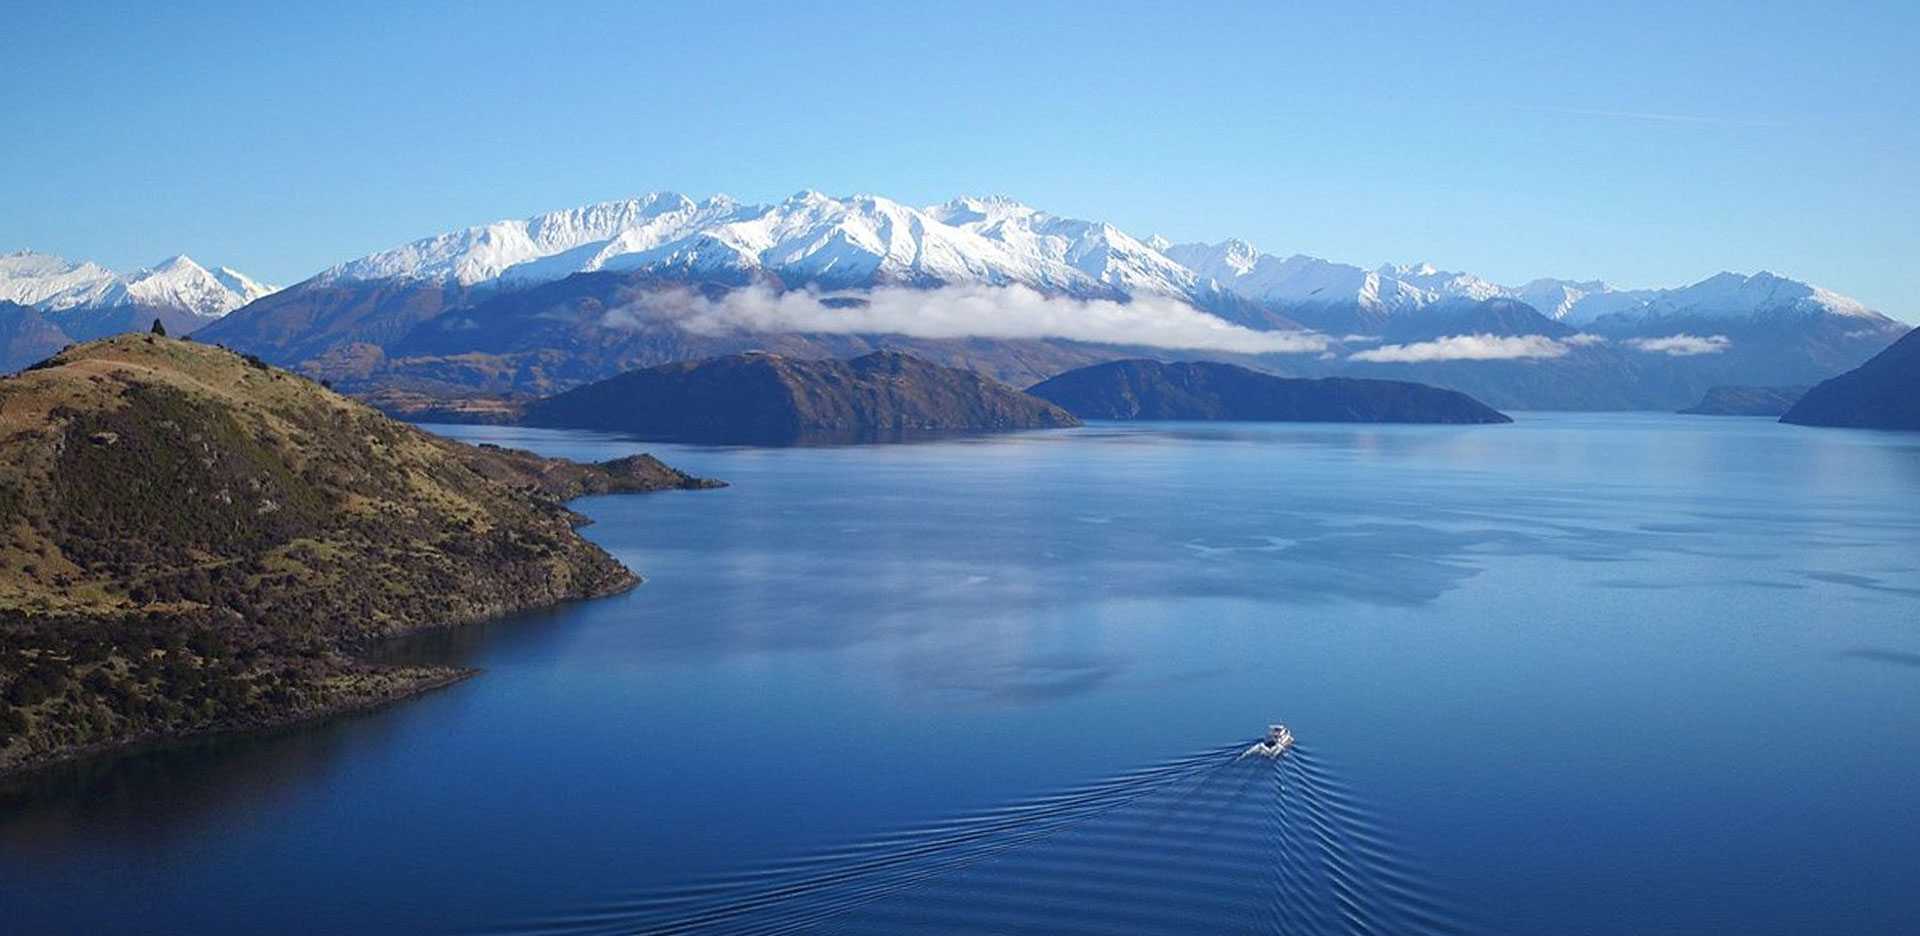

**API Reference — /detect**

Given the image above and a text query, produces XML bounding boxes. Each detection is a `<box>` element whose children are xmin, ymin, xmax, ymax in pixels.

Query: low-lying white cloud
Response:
<box><xmin>1626</xmin><ymin>334</ymin><xmax>1731</xmax><ymax>356</ymax></box>
<box><xmin>1348</xmin><ymin>333</ymin><xmax>1571</xmax><ymax>363</ymax></box>
<box><xmin>601</xmin><ymin>283</ymin><xmax>1330</xmax><ymax>355</ymax></box>
<box><xmin>1562</xmin><ymin>333</ymin><xmax>1609</xmax><ymax>346</ymax></box>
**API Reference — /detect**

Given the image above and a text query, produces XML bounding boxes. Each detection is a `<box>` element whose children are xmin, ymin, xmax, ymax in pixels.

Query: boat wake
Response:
<box><xmin>491</xmin><ymin>739</ymin><xmax>1467</xmax><ymax>935</ymax></box>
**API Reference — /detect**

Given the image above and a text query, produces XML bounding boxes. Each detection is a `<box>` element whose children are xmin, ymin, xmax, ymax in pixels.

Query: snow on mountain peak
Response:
<box><xmin>0</xmin><ymin>251</ymin><xmax>122</xmax><ymax>310</ymax></box>
<box><xmin>1511</xmin><ymin>278</ymin><xmax>1612</xmax><ymax>319</ymax></box>
<box><xmin>299</xmin><ymin>189</ymin><xmax>1892</xmax><ymax>328</ymax></box>
<box><xmin>322</xmin><ymin>192</ymin><xmax>742</xmax><ymax>287</ymax></box>
<box><xmin>1162</xmin><ymin>242</ymin><xmax>1502</xmax><ymax>312</ymax></box>
<box><xmin>1385</xmin><ymin>261</ymin><xmax>1441</xmax><ymax>278</ymax></box>
<box><xmin>926</xmin><ymin>195</ymin><xmax>1041</xmax><ymax>226</ymax></box>
<box><xmin>0</xmin><ymin>250</ymin><xmax>275</xmax><ymax>317</ymax></box>
<box><xmin>211</xmin><ymin>266</ymin><xmax>276</xmax><ymax>303</ymax></box>
<box><xmin>1616</xmin><ymin>269</ymin><xmax>1879</xmax><ymax>321</ymax></box>
<box><xmin>120</xmin><ymin>255</ymin><xmax>282</xmax><ymax>317</ymax></box>
<box><xmin>324</xmin><ymin>191</ymin><xmax>1199</xmax><ymax>298</ymax></box>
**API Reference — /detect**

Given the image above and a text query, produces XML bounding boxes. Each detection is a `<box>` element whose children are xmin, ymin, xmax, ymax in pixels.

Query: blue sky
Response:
<box><xmin>4</xmin><ymin>1</ymin><xmax>1915</xmax><ymax>319</ymax></box>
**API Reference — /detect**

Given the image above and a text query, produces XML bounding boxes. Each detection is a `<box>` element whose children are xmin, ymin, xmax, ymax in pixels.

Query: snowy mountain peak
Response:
<box><xmin>1162</xmin><ymin>242</ymin><xmax>1504</xmax><ymax>313</ymax></box>
<box><xmin>1383</xmin><ymin>261</ymin><xmax>1440</xmax><ymax>277</ymax></box>
<box><xmin>1618</xmin><ymin>270</ymin><xmax>1879</xmax><ymax>321</ymax></box>
<box><xmin>1511</xmin><ymin>278</ymin><xmax>1625</xmax><ymax>320</ymax></box>
<box><xmin>322</xmin><ymin>191</ymin><xmax>1199</xmax><ymax>297</ymax></box>
<box><xmin>211</xmin><ymin>266</ymin><xmax>274</xmax><ymax>300</ymax></box>
<box><xmin>926</xmin><ymin>195</ymin><xmax>1041</xmax><ymax>226</ymax></box>
<box><xmin>297</xmin><ymin>189</ymin><xmax>1894</xmax><ymax>328</ymax></box>
<box><xmin>1218</xmin><ymin>240</ymin><xmax>1262</xmax><ymax>272</ymax></box>
<box><xmin>0</xmin><ymin>250</ymin><xmax>276</xmax><ymax>317</ymax></box>
<box><xmin>120</xmin><ymin>255</ymin><xmax>280</xmax><ymax>317</ymax></box>
<box><xmin>1163</xmin><ymin>240</ymin><xmax>1262</xmax><ymax>279</ymax></box>
<box><xmin>0</xmin><ymin>251</ymin><xmax>122</xmax><ymax>310</ymax></box>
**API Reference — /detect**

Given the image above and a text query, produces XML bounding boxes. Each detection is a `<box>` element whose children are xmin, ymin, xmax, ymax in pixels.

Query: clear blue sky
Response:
<box><xmin>5</xmin><ymin>1</ymin><xmax>1915</xmax><ymax>319</ymax></box>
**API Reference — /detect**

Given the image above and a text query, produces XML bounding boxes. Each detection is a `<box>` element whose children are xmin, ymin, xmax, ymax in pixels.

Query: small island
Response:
<box><xmin>1027</xmin><ymin>359</ymin><xmax>1512</xmax><ymax>424</ymax></box>
<box><xmin>521</xmin><ymin>350</ymin><xmax>1081</xmax><ymax>444</ymax></box>
<box><xmin>1781</xmin><ymin>327</ymin><xmax>1920</xmax><ymax>430</ymax></box>
<box><xmin>0</xmin><ymin>334</ymin><xmax>718</xmax><ymax>776</ymax></box>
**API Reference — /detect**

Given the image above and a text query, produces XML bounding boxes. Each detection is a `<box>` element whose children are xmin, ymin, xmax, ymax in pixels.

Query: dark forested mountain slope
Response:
<box><xmin>522</xmin><ymin>350</ymin><xmax>1081</xmax><ymax>443</ymax></box>
<box><xmin>1781</xmin><ymin>326</ymin><xmax>1920</xmax><ymax>430</ymax></box>
<box><xmin>1027</xmin><ymin>359</ymin><xmax>1511</xmax><ymax>424</ymax></box>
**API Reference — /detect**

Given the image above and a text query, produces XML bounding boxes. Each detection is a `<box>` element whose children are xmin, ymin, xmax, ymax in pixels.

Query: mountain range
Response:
<box><xmin>9</xmin><ymin>191</ymin><xmax>1909</xmax><ymax>410</ymax></box>
<box><xmin>285</xmin><ymin>190</ymin><xmax>1894</xmax><ymax>333</ymax></box>
<box><xmin>0</xmin><ymin>252</ymin><xmax>277</xmax><ymax>369</ymax></box>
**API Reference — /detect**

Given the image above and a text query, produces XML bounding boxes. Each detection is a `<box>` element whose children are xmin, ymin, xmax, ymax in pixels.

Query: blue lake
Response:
<box><xmin>3</xmin><ymin>414</ymin><xmax>1918</xmax><ymax>933</ymax></box>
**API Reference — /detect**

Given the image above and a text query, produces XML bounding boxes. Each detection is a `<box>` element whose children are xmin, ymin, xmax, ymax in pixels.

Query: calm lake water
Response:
<box><xmin>4</xmin><ymin>414</ymin><xmax>1918</xmax><ymax>934</ymax></box>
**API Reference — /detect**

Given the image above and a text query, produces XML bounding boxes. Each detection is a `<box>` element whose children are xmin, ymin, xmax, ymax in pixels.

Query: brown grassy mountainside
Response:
<box><xmin>0</xmin><ymin>334</ymin><xmax>716</xmax><ymax>776</ymax></box>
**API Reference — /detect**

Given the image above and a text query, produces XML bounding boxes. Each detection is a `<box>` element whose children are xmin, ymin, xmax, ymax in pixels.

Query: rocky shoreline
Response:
<box><xmin>0</xmin><ymin>665</ymin><xmax>478</xmax><ymax>782</ymax></box>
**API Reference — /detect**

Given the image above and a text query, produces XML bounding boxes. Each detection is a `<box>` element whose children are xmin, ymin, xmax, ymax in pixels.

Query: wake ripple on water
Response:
<box><xmin>493</xmin><ymin>742</ymin><xmax>1467</xmax><ymax>936</ymax></box>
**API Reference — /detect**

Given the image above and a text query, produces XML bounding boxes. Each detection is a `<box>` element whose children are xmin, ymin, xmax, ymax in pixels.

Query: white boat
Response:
<box><xmin>1240</xmin><ymin>724</ymin><xmax>1294</xmax><ymax>759</ymax></box>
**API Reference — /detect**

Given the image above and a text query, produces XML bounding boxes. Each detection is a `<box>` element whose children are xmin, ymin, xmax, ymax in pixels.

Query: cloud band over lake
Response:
<box><xmin>602</xmin><ymin>284</ymin><xmax>1331</xmax><ymax>355</ymax></box>
<box><xmin>1625</xmin><ymin>334</ymin><xmax>1732</xmax><ymax>356</ymax></box>
<box><xmin>1347</xmin><ymin>333</ymin><xmax>1573</xmax><ymax>363</ymax></box>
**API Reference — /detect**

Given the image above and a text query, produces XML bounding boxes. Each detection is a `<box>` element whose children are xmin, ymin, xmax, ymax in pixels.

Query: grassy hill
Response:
<box><xmin>0</xmin><ymin>334</ymin><xmax>716</xmax><ymax>775</ymax></box>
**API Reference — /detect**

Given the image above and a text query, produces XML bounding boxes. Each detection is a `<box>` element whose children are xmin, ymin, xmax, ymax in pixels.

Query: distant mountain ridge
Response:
<box><xmin>1781</xmin><ymin>328</ymin><xmax>1920</xmax><ymax>430</ymax></box>
<box><xmin>1</xmin><ymin>251</ymin><xmax>276</xmax><ymax>318</ymax></box>
<box><xmin>166</xmin><ymin>189</ymin><xmax>1911</xmax><ymax>411</ymax></box>
<box><xmin>1678</xmin><ymin>385</ymin><xmax>1811</xmax><ymax>417</ymax></box>
<box><xmin>0</xmin><ymin>251</ymin><xmax>280</xmax><ymax>361</ymax></box>
<box><xmin>1028</xmin><ymin>360</ymin><xmax>1512</xmax><ymax>424</ymax></box>
<box><xmin>295</xmin><ymin>190</ymin><xmax>1898</xmax><ymax>331</ymax></box>
<box><xmin>0</xmin><ymin>300</ymin><xmax>69</xmax><ymax>372</ymax></box>
<box><xmin>522</xmin><ymin>350</ymin><xmax>1081</xmax><ymax>444</ymax></box>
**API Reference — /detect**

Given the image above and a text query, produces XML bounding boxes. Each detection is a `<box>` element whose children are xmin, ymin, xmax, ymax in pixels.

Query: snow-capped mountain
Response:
<box><xmin>321</xmin><ymin>193</ymin><xmax>739</xmax><ymax>286</ymax></box>
<box><xmin>313</xmin><ymin>190</ymin><xmax>1893</xmax><ymax>336</ymax></box>
<box><xmin>1583</xmin><ymin>270</ymin><xmax>1879</xmax><ymax>323</ymax></box>
<box><xmin>1163</xmin><ymin>241</ymin><xmax>1504</xmax><ymax>315</ymax></box>
<box><xmin>1508</xmin><ymin>279</ymin><xmax>1638</xmax><ymax>321</ymax></box>
<box><xmin>1165</xmin><ymin>245</ymin><xmax>1891</xmax><ymax>330</ymax></box>
<box><xmin>186</xmin><ymin>188</ymin><xmax>1911</xmax><ymax>413</ymax></box>
<box><xmin>119</xmin><ymin>256</ymin><xmax>279</xmax><ymax>317</ymax></box>
<box><xmin>320</xmin><ymin>191</ymin><xmax>1204</xmax><ymax>299</ymax></box>
<box><xmin>0</xmin><ymin>251</ymin><xmax>278</xmax><ymax>318</ymax></box>
<box><xmin>924</xmin><ymin>195</ymin><xmax>1201</xmax><ymax>297</ymax></box>
<box><xmin>0</xmin><ymin>251</ymin><xmax>123</xmax><ymax>310</ymax></box>
<box><xmin>1504</xmin><ymin>272</ymin><xmax>1877</xmax><ymax>326</ymax></box>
